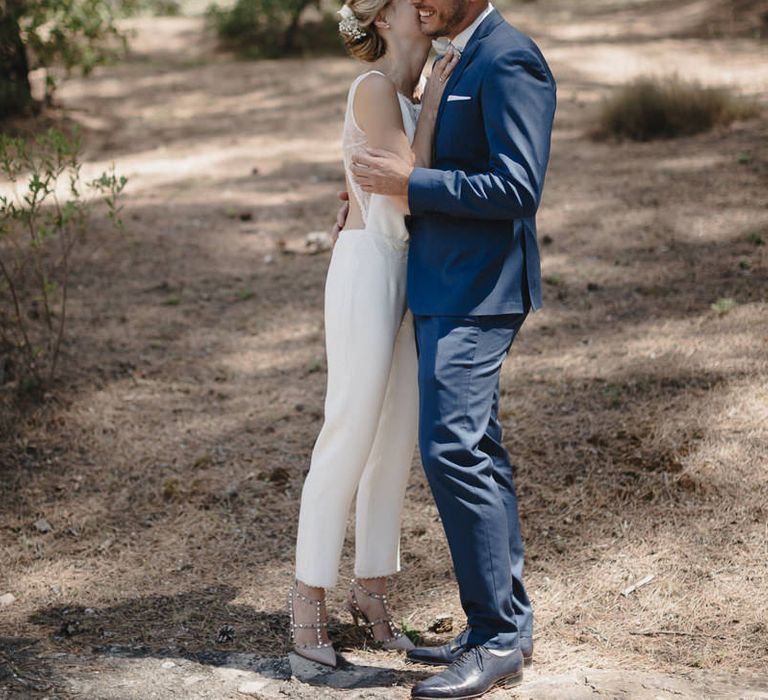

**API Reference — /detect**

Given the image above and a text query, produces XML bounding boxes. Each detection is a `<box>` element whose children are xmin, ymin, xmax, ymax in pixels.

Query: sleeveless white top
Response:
<box><xmin>342</xmin><ymin>70</ymin><xmax>421</xmax><ymax>249</ymax></box>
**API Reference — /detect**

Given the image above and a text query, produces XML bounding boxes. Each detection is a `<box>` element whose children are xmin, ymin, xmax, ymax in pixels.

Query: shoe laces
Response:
<box><xmin>452</xmin><ymin>645</ymin><xmax>484</xmax><ymax>673</ymax></box>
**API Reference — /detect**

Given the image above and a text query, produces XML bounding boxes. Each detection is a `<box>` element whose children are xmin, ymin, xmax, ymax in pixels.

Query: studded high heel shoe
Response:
<box><xmin>344</xmin><ymin>577</ymin><xmax>415</xmax><ymax>651</ymax></box>
<box><xmin>287</xmin><ymin>581</ymin><xmax>337</xmax><ymax>667</ymax></box>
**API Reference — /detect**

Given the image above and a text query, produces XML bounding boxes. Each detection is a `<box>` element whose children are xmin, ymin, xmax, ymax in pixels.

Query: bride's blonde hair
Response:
<box><xmin>340</xmin><ymin>0</ymin><xmax>390</xmax><ymax>62</ymax></box>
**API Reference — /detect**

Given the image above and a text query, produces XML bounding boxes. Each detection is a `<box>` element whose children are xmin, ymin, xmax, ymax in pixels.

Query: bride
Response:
<box><xmin>288</xmin><ymin>0</ymin><xmax>458</xmax><ymax>668</ymax></box>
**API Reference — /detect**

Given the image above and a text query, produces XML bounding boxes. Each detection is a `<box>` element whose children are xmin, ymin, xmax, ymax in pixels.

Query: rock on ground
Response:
<box><xmin>27</xmin><ymin>650</ymin><xmax>768</xmax><ymax>699</ymax></box>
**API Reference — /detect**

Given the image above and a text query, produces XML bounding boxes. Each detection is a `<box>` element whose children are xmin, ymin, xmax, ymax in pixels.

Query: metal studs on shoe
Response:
<box><xmin>345</xmin><ymin>577</ymin><xmax>414</xmax><ymax>651</ymax></box>
<box><xmin>287</xmin><ymin>581</ymin><xmax>337</xmax><ymax>667</ymax></box>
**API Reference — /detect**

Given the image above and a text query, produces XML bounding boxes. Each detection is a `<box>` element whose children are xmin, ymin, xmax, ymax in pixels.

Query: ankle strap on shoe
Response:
<box><xmin>292</xmin><ymin>581</ymin><xmax>326</xmax><ymax>606</ymax></box>
<box><xmin>288</xmin><ymin>585</ymin><xmax>333</xmax><ymax>648</ymax></box>
<box><xmin>351</xmin><ymin>577</ymin><xmax>388</xmax><ymax>601</ymax></box>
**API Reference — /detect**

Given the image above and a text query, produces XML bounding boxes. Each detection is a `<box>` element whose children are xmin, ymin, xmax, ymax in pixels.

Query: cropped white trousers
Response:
<box><xmin>294</xmin><ymin>229</ymin><xmax>419</xmax><ymax>589</ymax></box>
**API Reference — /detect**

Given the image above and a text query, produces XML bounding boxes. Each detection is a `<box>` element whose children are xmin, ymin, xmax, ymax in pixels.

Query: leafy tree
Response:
<box><xmin>207</xmin><ymin>0</ymin><xmax>331</xmax><ymax>58</ymax></box>
<box><xmin>0</xmin><ymin>0</ymin><xmax>133</xmax><ymax>120</ymax></box>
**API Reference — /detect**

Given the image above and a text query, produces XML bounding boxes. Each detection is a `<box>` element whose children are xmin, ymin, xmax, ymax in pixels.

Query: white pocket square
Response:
<box><xmin>447</xmin><ymin>95</ymin><xmax>472</xmax><ymax>102</ymax></box>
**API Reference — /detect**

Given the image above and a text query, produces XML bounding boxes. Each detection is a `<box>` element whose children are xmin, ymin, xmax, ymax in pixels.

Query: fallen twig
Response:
<box><xmin>621</xmin><ymin>574</ymin><xmax>655</xmax><ymax>597</ymax></box>
<box><xmin>629</xmin><ymin>630</ymin><xmax>726</xmax><ymax>640</ymax></box>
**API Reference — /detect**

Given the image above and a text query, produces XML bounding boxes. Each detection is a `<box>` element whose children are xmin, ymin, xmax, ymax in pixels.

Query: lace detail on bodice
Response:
<box><xmin>342</xmin><ymin>70</ymin><xmax>420</xmax><ymax>244</ymax></box>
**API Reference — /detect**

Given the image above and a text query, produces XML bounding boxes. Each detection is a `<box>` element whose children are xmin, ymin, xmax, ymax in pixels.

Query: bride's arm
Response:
<box><xmin>353</xmin><ymin>54</ymin><xmax>458</xmax><ymax>214</ymax></box>
<box><xmin>354</xmin><ymin>74</ymin><xmax>414</xmax><ymax>216</ymax></box>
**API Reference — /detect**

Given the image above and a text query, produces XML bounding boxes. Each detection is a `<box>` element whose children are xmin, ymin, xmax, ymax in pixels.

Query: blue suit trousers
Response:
<box><xmin>413</xmin><ymin>313</ymin><xmax>533</xmax><ymax>650</ymax></box>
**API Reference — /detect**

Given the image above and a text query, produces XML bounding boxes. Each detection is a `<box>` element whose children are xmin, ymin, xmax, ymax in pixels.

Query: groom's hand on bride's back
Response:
<box><xmin>351</xmin><ymin>148</ymin><xmax>413</xmax><ymax>197</ymax></box>
<box><xmin>331</xmin><ymin>190</ymin><xmax>349</xmax><ymax>245</ymax></box>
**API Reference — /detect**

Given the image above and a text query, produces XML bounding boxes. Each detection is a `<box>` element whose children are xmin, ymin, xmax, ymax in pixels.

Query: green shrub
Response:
<box><xmin>711</xmin><ymin>297</ymin><xmax>736</xmax><ymax>316</ymax></box>
<box><xmin>206</xmin><ymin>0</ymin><xmax>343</xmax><ymax>58</ymax></box>
<box><xmin>594</xmin><ymin>75</ymin><xmax>760</xmax><ymax>141</ymax></box>
<box><xmin>147</xmin><ymin>0</ymin><xmax>181</xmax><ymax>15</ymax></box>
<box><xmin>0</xmin><ymin>128</ymin><xmax>126</xmax><ymax>392</ymax></box>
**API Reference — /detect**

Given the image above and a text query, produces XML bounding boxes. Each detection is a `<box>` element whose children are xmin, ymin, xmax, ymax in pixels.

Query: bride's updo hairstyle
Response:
<box><xmin>339</xmin><ymin>0</ymin><xmax>389</xmax><ymax>62</ymax></box>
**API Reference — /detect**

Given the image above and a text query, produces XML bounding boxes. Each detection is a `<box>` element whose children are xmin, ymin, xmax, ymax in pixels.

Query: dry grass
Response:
<box><xmin>594</xmin><ymin>75</ymin><xmax>761</xmax><ymax>141</ymax></box>
<box><xmin>1</xmin><ymin>5</ymin><xmax>767</xmax><ymax>698</ymax></box>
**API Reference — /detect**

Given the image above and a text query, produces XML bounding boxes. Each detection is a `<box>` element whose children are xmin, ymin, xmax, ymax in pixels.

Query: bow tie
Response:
<box><xmin>431</xmin><ymin>37</ymin><xmax>461</xmax><ymax>57</ymax></box>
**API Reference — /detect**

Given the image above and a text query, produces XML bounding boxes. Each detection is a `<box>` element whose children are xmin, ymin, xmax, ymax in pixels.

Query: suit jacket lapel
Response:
<box><xmin>433</xmin><ymin>10</ymin><xmax>505</xmax><ymax>133</ymax></box>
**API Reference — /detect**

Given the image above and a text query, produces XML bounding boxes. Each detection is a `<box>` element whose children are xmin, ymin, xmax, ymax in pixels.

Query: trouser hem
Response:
<box><xmin>295</xmin><ymin>571</ymin><xmax>338</xmax><ymax>590</ymax></box>
<box><xmin>353</xmin><ymin>566</ymin><xmax>401</xmax><ymax>579</ymax></box>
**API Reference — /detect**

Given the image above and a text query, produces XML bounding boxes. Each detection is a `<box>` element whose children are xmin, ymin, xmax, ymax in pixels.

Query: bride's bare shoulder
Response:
<box><xmin>352</xmin><ymin>72</ymin><xmax>401</xmax><ymax>132</ymax></box>
<box><xmin>353</xmin><ymin>71</ymin><xmax>397</xmax><ymax>103</ymax></box>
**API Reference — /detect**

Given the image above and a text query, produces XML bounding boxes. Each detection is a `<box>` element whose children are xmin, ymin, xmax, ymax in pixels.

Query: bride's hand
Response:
<box><xmin>420</xmin><ymin>49</ymin><xmax>460</xmax><ymax>116</ymax></box>
<box><xmin>331</xmin><ymin>190</ymin><xmax>349</xmax><ymax>246</ymax></box>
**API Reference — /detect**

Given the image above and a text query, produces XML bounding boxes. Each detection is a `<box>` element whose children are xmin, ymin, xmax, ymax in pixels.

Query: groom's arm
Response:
<box><xmin>408</xmin><ymin>49</ymin><xmax>556</xmax><ymax>221</ymax></box>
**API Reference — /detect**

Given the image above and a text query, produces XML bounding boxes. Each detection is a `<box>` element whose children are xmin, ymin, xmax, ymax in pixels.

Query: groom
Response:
<box><xmin>347</xmin><ymin>0</ymin><xmax>556</xmax><ymax>697</ymax></box>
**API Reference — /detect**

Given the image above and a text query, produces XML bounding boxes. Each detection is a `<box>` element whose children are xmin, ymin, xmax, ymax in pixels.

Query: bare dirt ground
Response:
<box><xmin>1</xmin><ymin>1</ymin><xmax>767</xmax><ymax>698</ymax></box>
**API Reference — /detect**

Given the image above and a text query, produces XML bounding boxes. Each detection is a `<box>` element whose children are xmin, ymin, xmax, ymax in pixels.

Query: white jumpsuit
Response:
<box><xmin>294</xmin><ymin>71</ymin><xmax>420</xmax><ymax>588</ymax></box>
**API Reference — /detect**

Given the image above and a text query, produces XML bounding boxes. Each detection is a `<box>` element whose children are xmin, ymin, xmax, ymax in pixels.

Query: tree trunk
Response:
<box><xmin>0</xmin><ymin>1</ymin><xmax>32</xmax><ymax>119</ymax></box>
<box><xmin>281</xmin><ymin>1</ymin><xmax>314</xmax><ymax>54</ymax></box>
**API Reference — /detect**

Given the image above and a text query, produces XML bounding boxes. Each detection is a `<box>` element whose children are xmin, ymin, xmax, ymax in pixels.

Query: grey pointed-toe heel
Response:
<box><xmin>288</xmin><ymin>581</ymin><xmax>337</xmax><ymax>667</ymax></box>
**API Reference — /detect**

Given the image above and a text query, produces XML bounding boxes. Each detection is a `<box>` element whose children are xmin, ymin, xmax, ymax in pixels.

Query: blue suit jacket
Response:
<box><xmin>406</xmin><ymin>10</ymin><xmax>556</xmax><ymax>316</ymax></box>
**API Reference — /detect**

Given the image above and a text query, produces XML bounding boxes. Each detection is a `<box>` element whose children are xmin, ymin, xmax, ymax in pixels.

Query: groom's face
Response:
<box><xmin>409</xmin><ymin>0</ymin><xmax>470</xmax><ymax>38</ymax></box>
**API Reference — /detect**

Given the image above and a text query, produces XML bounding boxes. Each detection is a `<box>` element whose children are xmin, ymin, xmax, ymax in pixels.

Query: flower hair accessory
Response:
<box><xmin>338</xmin><ymin>4</ymin><xmax>367</xmax><ymax>42</ymax></box>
